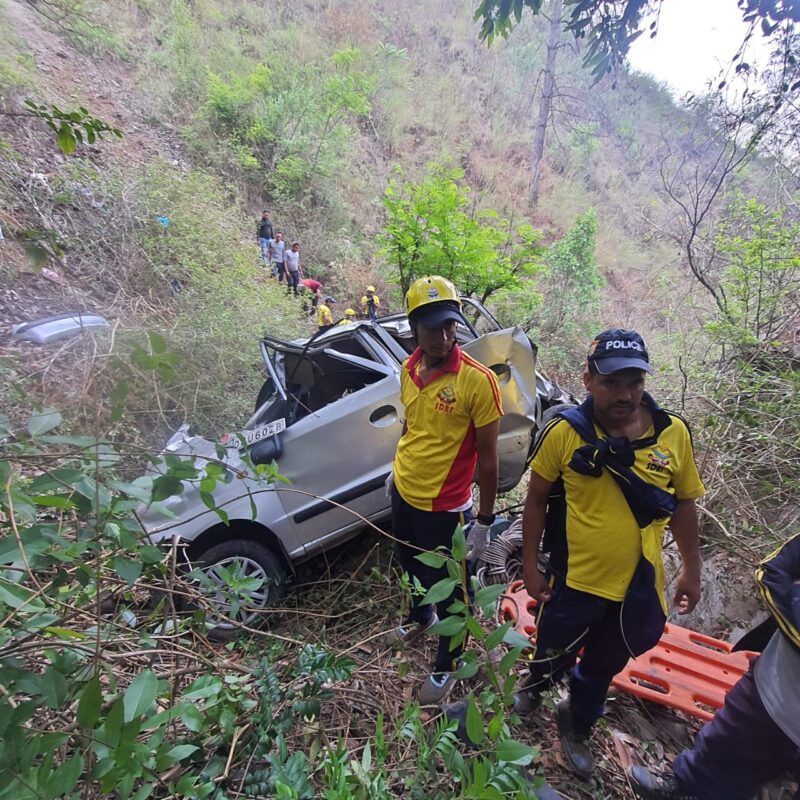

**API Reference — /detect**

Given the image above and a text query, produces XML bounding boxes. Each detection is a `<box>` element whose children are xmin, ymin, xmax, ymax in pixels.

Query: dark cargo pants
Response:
<box><xmin>525</xmin><ymin>576</ymin><xmax>665</xmax><ymax>734</ymax></box>
<box><xmin>672</xmin><ymin>661</ymin><xmax>800</xmax><ymax>800</ymax></box>
<box><xmin>391</xmin><ymin>485</ymin><xmax>468</xmax><ymax>674</ymax></box>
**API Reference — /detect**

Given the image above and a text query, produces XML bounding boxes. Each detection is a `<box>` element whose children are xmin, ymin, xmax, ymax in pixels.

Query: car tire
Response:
<box><xmin>192</xmin><ymin>539</ymin><xmax>286</xmax><ymax>641</ymax></box>
<box><xmin>536</xmin><ymin>402</ymin><xmax>575</xmax><ymax>442</ymax></box>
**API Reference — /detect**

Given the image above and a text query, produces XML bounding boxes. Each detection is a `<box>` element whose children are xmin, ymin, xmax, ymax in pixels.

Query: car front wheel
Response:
<box><xmin>192</xmin><ymin>539</ymin><xmax>286</xmax><ymax>639</ymax></box>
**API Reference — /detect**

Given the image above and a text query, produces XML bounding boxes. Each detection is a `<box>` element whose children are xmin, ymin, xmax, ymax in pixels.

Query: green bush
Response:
<box><xmin>119</xmin><ymin>164</ymin><xmax>311</xmax><ymax>435</ymax></box>
<box><xmin>379</xmin><ymin>163</ymin><xmax>545</xmax><ymax>300</ymax></box>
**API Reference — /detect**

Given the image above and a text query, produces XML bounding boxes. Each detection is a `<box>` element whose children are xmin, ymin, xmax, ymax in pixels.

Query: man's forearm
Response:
<box><xmin>670</xmin><ymin>499</ymin><xmax>701</xmax><ymax>577</ymax></box>
<box><xmin>522</xmin><ymin>497</ymin><xmax>546</xmax><ymax>572</ymax></box>
<box><xmin>476</xmin><ymin>456</ymin><xmax>498</xmax><ymax>518</ymax></box>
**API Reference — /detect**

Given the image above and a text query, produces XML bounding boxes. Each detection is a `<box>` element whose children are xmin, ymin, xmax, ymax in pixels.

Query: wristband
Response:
<box><xmin>476</xmin><ymin>513</ymin><xmax>495</xmax><ymax>526</ymax></box>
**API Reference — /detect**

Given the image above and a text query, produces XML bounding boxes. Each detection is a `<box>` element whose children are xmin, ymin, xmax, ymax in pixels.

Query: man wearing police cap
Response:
<box><xmin>518</xmin><ymin>328</ymin><xmax>705</xmax><ymax>779</ymax></box>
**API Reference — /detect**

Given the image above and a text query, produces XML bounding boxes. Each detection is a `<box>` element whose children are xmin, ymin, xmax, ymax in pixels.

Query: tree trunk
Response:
<box><xmin>528</xmin><ymin>0</ymin><xmax>562</xmax><ymax>209</ymax></box>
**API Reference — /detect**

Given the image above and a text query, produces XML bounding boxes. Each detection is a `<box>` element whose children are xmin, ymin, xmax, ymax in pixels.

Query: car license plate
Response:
<box><xmin>221</xmin><ymin>418</ymin><xmax>286</xmax><ymax>449</ymax></box>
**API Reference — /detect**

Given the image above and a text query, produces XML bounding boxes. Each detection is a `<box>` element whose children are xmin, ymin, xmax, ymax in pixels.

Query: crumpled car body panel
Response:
<box><xmin>460</xmin><ymin>328</ymin><xmax>540</xmax><ymax>492</ymax></box>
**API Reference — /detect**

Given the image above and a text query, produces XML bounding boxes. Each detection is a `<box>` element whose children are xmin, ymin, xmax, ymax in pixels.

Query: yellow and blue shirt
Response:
<box><xmin>530</xmin><ymin>410</ymin><xmax>705</xmax><ymax>606</ymax></box>
<box><xmin>317</xmin><ymin>304</ymin><xmax>333</xmax><ymax>327</ymax></box>
<box><xmin>393</xmin><ymin>344</ymin><xmax>503</xmax><ymax>512</ymax></box>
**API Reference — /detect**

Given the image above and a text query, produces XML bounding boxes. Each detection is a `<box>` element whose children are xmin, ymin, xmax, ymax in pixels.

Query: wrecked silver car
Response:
<box><xmin>139</xmin><ymin>299</ymin><xmax>571</xmax><ymax>631</ymax></box>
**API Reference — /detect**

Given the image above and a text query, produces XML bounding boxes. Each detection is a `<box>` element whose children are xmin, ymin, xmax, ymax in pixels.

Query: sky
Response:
<box><xmin>628</xmin><ymin>0</ymin><xmax>773</xmax><ymax>98</ymax></box>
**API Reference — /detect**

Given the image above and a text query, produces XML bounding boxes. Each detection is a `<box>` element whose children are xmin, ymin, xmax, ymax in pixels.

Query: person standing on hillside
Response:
<box><xmin>338</xmin><ymin>308</ymin><xmax>357</xmax><ymax>325</ymax></box>
<box><xmin>627</xmin><ymin>531</ymin><xmax>800</xmax><ymax>800</ymax></box>
<box><xmin>284</xmin><ymin>241</ymin><xmax>302</xmax><ymax>296</ymax></box>
<box><xmin>257</xmin><ymin>210</ymin><xmax>274</xmax><ymax>271</ymax></box>
<box><xmin>360</xmin><ymin>285</ymin><xmax>381</xmax><ymax>321</ymax></box>
<box><xmin>387</xmin><ymin>275</ymin><xmax>502</xmax><ymax>705</ymax></box>
<box><xmin>270</xmin><ymin>232</ymin><xmax>286</xmax><ymax>280</ymax></box>
<box><xmin>317</xmin><ymin>295</ymin><xmax>335</xmax><ymax>330</ymax></box>
<box><xmin>518</xmin><ymin>329</ymin><xmax>705</xmax><ymax>780</ymax></box>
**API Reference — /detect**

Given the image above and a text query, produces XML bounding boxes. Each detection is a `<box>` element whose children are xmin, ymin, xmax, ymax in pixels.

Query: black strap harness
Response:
<box><xmin>557</xmin><ymin>393</ymin><xmax>678</xmax><ymax>529</ymax></box>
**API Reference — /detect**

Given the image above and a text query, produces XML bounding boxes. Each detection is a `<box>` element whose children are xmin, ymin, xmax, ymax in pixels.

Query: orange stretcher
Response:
<box><xmin>498</xmin><ymin>580</ymin><xmax>760</xmax><ymax>721</ymax></box>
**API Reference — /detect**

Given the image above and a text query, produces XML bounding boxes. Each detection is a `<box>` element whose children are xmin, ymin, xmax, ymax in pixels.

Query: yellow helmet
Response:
<box><xmin>344</xmin><ymin>308</ymin><xmax>356</xmax><ymax>318</ymax></box>
<box><xmin>366</xmin><ymin>285</ymin><xmax>376</xmax><ymax>293</ymax></box>
<box><xmin>404</xmin><ymin>275</ymin><xmax>463</xmax><ymax>325</ymax></box>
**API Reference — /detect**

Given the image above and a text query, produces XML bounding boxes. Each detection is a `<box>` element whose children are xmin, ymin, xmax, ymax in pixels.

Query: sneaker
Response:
<box><xmin>418</xmin><ymin>670</ymin><xmax>457</xmax><ymax>704</ymax></box>
<box><xmin>627</xmin><ymin>766</ymin><xmax>700</xmax><ymax>800</ymax></box>
<box><xmin>385</xmin><ymin>613</ymin><xmax>439</xmax><ymax>648</ymax></box>
<box><xmin>556</xmin><ymin>699</ymin><xmax>593</xmax><ymax>780</ymax></box>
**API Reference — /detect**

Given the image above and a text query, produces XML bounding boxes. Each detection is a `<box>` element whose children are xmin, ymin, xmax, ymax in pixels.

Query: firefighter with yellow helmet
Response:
<box><xmin>360</xmin><ymin>285</ymin><xmax>381</xmax><ymax>321</ymax></box>
<box><xmin>386</xmin><ymin>275</ymin><xmax>503</xmax><ymax>704</ymax></box>
<box><xmin>338</xmin><ymin>308</ymin><xmax>357</xmax><ymax>326</ymax></box>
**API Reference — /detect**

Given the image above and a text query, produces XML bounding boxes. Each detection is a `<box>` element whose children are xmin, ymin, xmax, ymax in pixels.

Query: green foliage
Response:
<box><xmin>129</xmin><ymin>165</ymin><xmax>308</xmax><ymax>432</ymax></box>
<box><xmin>393</xmin><ymin>529</ymin><xmax>543</xmax><ymax>796</ymax></box>
<box><xmin>241</xmin><ymin>648</ymin><xmax>358</xmax><ymax>798</ymax></box>
<box><xmin>687</xmin><ymin>197</ymin><xmax>800</xmax><ymax>553</ymax></box>
<box><xmin>0</xmin><ymin>380</ymin><xmax>362</xmax><ymax>799</ymax></box>
<box><xmin>539</xmin><ymin>209</ymin><xmax>602</xmax><ymax>336</ymax></box>
<box><xmin>22</xmin><ymin>100</ymin><xmax>122</xmax><ymax>154</ymax></box>
<box><xmin>0</xmin><ymin>404</ymin><xmax>227</xmax><ymax>798</ymax></box>
<box><xmin>490</xmin><ymin>210</ymin><xmax>602</xmax><ymax>366</ymax></box>
<box><xmin>474</xmin><ymin>0</ymin><xmax>650</xmax><ymax>81</ymax></box>
<box><xmin>475</xmin><ymin>0</ymin><xmax>798</xmax><ymax>87</ymax></box>
<box><xmin>379</xmin><ymin>163</ymin><xmax>546</xmax><ymax>299</ymax></box>
<box><xmin>707</xmin><ymin>197</ymin><xmax>800</xmax><ymax>347</ymax></box>
<box><xmin>200</xmin><ymin>47</ymin><xmax>373</xmax><ymax>203</ymax></box>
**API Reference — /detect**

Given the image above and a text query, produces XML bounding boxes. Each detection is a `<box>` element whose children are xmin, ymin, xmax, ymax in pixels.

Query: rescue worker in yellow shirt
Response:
<box><xmin>360</xmin><ymin>285</ymin><xmax>380</xmax><ymax>321</ymax></box>
<box><xmin>338</xmin><ymin>308</ymin><xmax>357</xmax><ymax>326</ymax></box>
<box><xmin>386</xmin><ymin>275</ymin><xmax>503</xmax><ymax>704</ymax></box>
<box><xmin>317</xmin><ymin>295</ymin><xmax>335</xmax><ymax>330</ymax></box>
<box><xmin>518</xmin><ymin>328</ymin><xmax>705</xmax><ymax>780</ymax></box>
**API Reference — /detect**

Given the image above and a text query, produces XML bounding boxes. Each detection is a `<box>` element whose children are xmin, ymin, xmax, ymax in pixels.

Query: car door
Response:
<box><xmin>260</xmin><ymin>328</ymin><xmax>403</xmax><ymax>556</ymax></box>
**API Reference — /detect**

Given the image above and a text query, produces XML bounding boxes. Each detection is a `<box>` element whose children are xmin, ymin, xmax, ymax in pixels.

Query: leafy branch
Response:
<box><xmin>19</xmin><ymin>101</ymin><xmax>122</xmax><ymax>154</ymax></box>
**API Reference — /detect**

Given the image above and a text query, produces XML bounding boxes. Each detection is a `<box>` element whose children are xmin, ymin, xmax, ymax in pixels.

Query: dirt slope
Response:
<box><xmin>3</xmin><ymin>0</ymin><xmax>176</xmax><ymax>164</ymax></box>
<box><xmin>0</xmin><ymin>0</ymin><xmax>185</xmax><ymax>332</ymax></box>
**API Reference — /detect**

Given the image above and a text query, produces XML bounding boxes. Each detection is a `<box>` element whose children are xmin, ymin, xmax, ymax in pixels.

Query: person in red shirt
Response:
<box><xmin>299</xmin><ymin>278</ymin><xmax>322</xmax><ymax>312</ymax></box>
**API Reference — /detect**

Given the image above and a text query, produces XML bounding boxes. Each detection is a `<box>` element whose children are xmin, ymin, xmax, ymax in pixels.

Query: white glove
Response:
<box><xmin>385</xmin><ymin>470</ymin><xmax>394</xmax><ymax>498</ymax></box>
<box><xmin>465</xmin><ymin>521</ymin><xmax>492</xmax><ymax>562</ymax></box>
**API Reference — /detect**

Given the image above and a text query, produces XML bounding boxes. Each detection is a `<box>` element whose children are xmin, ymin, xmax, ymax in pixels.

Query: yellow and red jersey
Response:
<box><xmin>393</xmin><ymin>344</ymin><xmax>503</xmax><ymax>512</ymax></box>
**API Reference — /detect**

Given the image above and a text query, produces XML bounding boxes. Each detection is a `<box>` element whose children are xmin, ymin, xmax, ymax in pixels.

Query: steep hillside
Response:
<box><xmin>2</xmin><ymin>0</ymin><xmax>781</xmax><ymax>371</ymax></box>
<box><xmin>2</xmin><ymin>0</ymin><xmax>797</xmax><ymax>546</ymax></box>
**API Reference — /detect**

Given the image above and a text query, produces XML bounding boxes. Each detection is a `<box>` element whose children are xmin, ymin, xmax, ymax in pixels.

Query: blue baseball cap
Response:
<box><xmin>587</xmin><ymin>328</ymin><xmax>653</xmax><ymax>375</ymax></box>
<box><xmin>412</xmin><ymin>300</ymin><xmax>466</xmax><ymax>328</ymax></box>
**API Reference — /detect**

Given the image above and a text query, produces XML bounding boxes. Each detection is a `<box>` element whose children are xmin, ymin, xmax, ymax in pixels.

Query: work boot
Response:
<box><xmin>440</xmin><ymin>700</ymin><xmax>470</xmax><ymax>744</ymax></box>
<box><xmin>627</xmin><ymin>766</ymin><xmax>700</xmax><ymax>799</ymax></box>
<box><xmin>512</xmin><ymin>688</ymin><xmax>541</xmax><ymax>715</ymax></box>
<box><xmin>556</xmin><ymin>699</ymin><xmax>593</xmax><ymax>780</ymax></box>
<box><xmin>385</xmin><ymin>612</ymin><xmax>438</xmax><ymax>648</ymax></box>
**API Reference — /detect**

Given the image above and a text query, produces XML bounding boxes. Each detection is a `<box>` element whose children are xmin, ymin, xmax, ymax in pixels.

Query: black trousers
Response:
<box><xmin>673</xmin><ymin>660</ymin><xmax>800</xmax><ymax>799</ymax></box>
<box><xmin>391</xmin><ymin>485</ymin><xmax>468</xmax><ymax>673</ymax></box>
<box><xmin>526</xmin><ymin>575</ymin><xmax>664</xmax><ymax>734</ymax></box>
